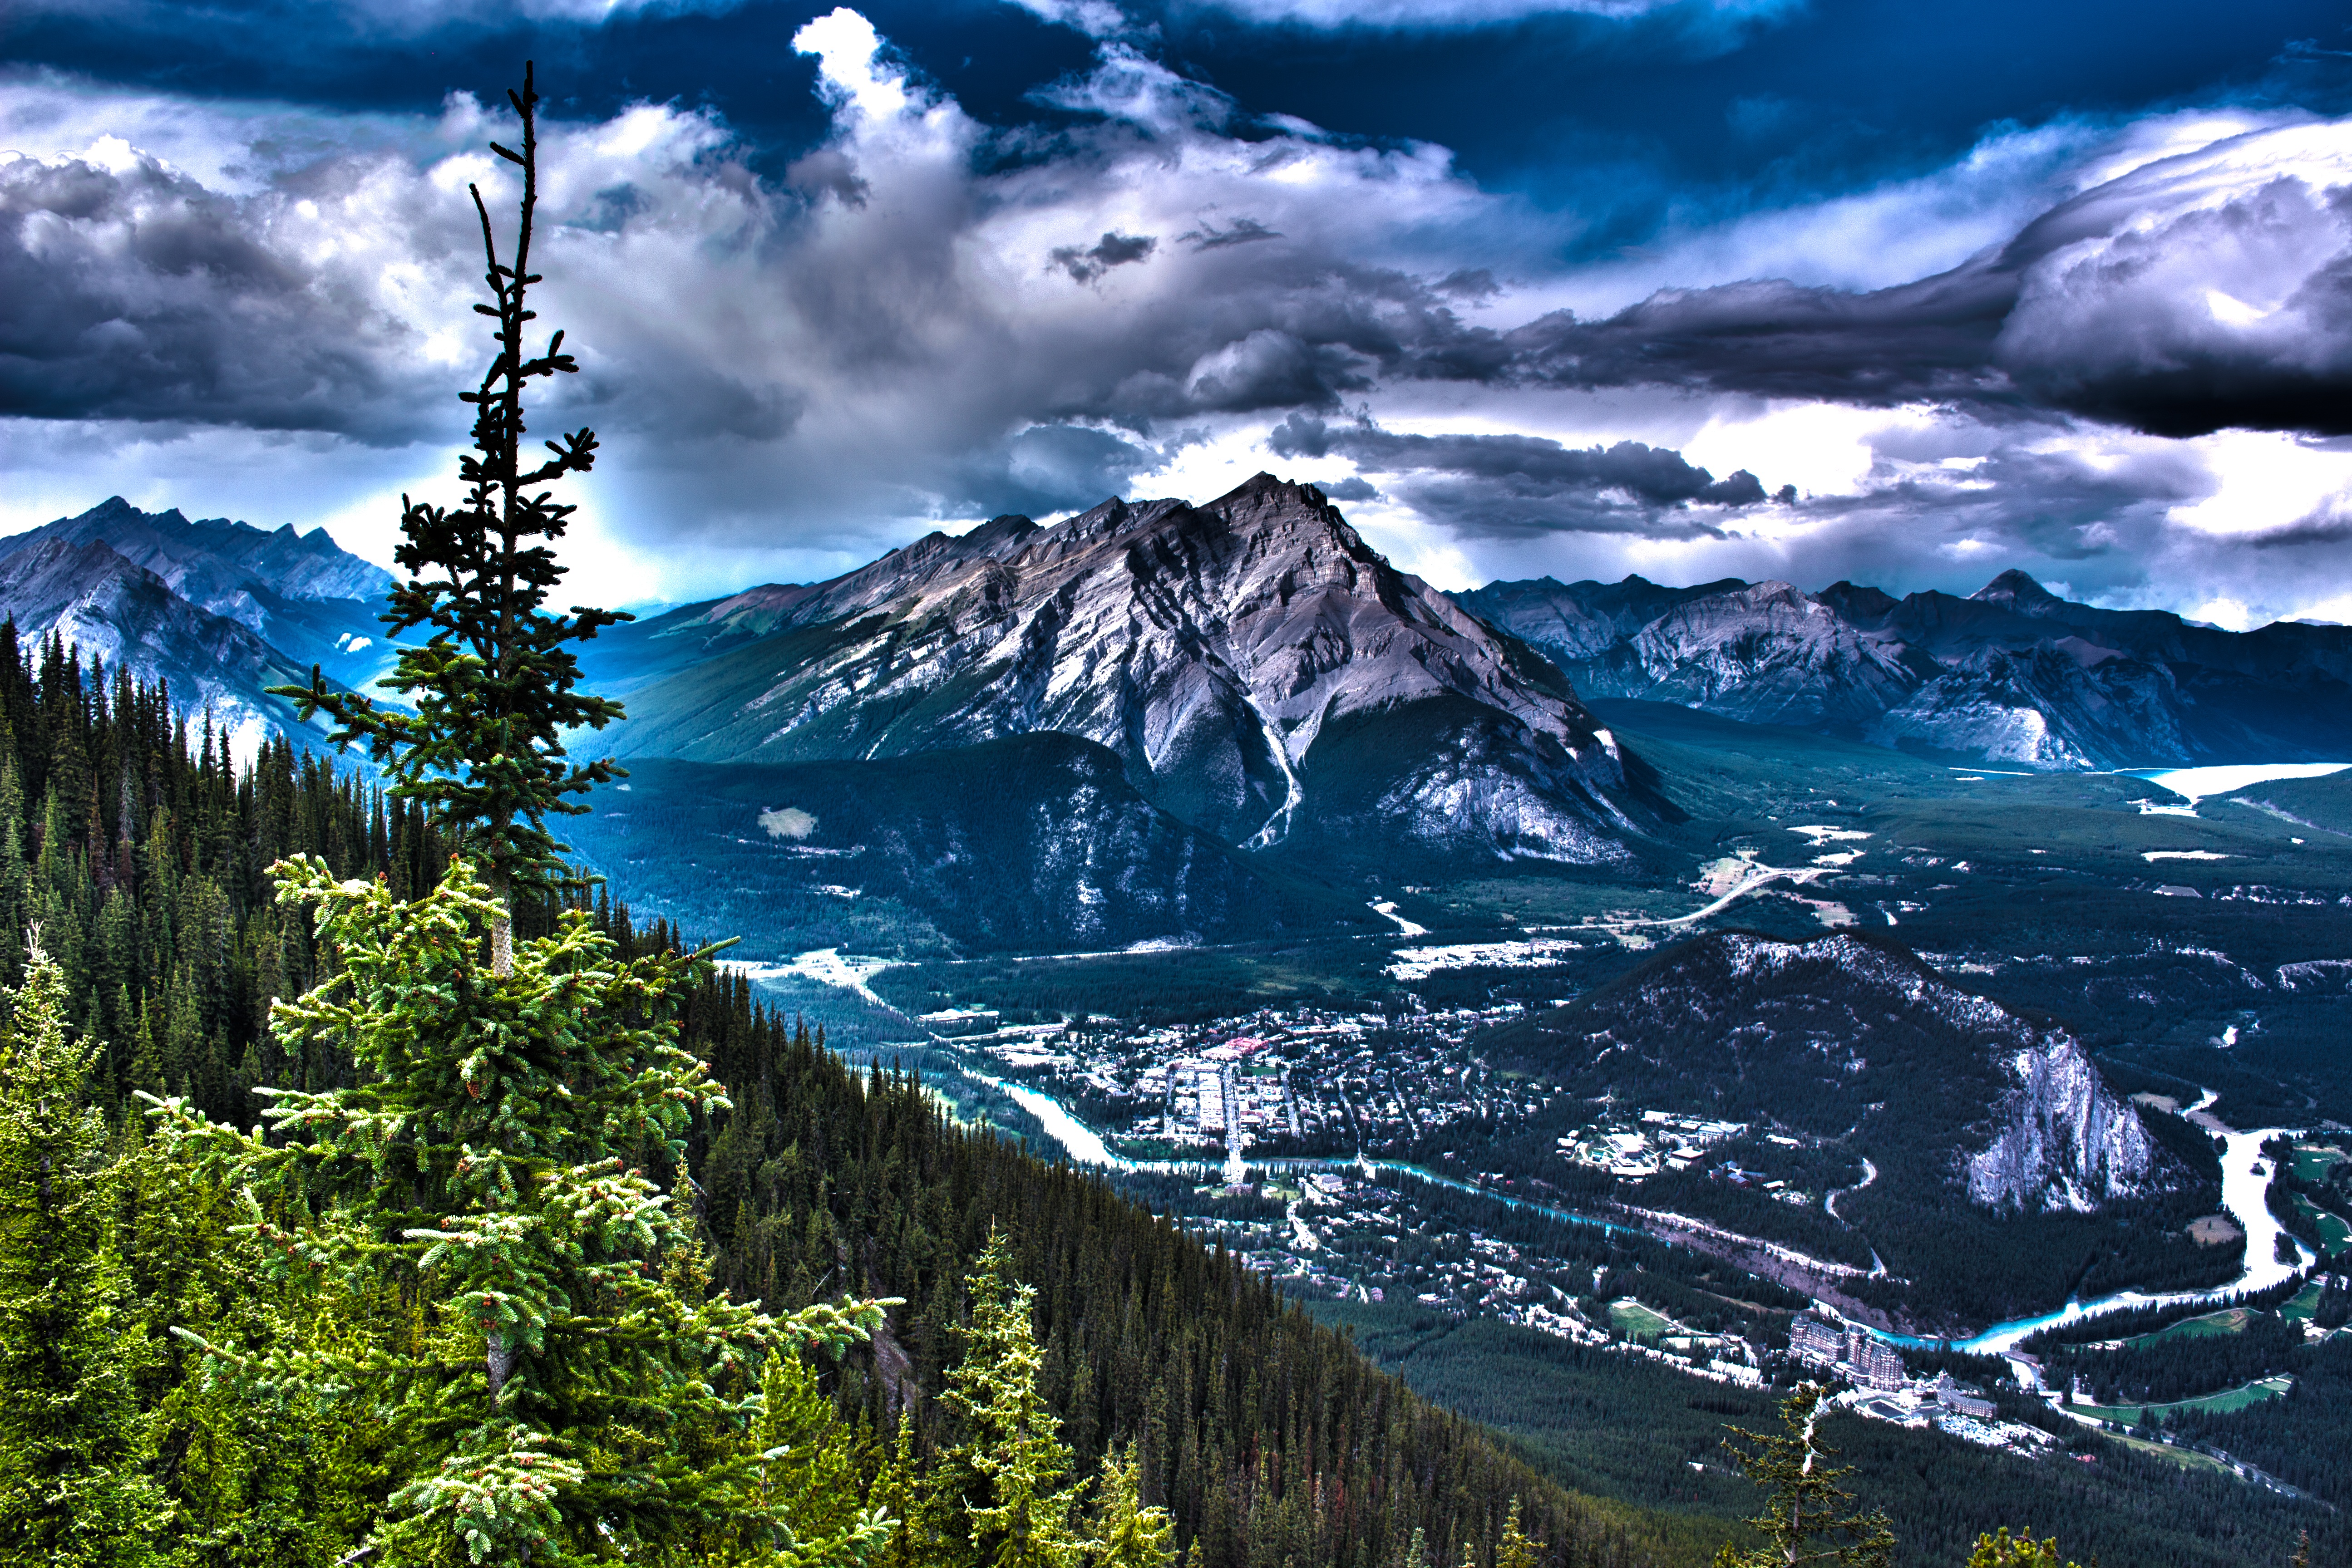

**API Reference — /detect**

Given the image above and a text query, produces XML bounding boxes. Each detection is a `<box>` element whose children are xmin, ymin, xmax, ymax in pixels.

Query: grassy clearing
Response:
<box><xmin>2280</xmin><ymin>1281</ymin><xmax>2327</xmax><ymax>1322</ymax></box>
<box><xmin>2075</xmin><ymin>1373</ymin><xmax>2293</xmax><ymax>1426</ymax></box>
<box><xmin>2097</xmin><ymin>1430</ymin><xmax>2240</xmax><ymax>1477</ymax></box>
<box><xmin>2121</xmin><ymin>1307</ymin><xmax>2251</xmax><ymax>1347</ymax></box>
<box><xmin>2292</xmin><ymin>1197</ymin><xmax>2352</xmax><ymax>1258</ymax></box>
<box><xmin>2291</xmin><ymin>1143</ymin><xmax>2347</xmax><ymax>1182</ymax></box>
<box><xmin>1608</xmin><ymin>1299</ymin><xmax>1677</xmax><ymax>1342</ymax></box>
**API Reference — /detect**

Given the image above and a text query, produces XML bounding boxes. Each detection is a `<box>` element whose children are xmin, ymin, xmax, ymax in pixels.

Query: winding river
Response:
<box><xmin>974</xmin><ymin>1069</ymin><xmax>2313</xmax><ymax>1349</ymax></box>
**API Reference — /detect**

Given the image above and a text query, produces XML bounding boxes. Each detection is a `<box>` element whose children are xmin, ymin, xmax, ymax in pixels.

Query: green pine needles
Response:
<box><xmin>275</xmin><ymin>60</ymin><xmax>626</xmax><ymax>976</ymax></box>
<box><xmin>146</xmin><ymin>859</ymin><xmax>891</xmax><ymax>1566</ymax></box>
<box><xmin>912</xmin><ymin>1228</ymin><xmax>1172</xmax><ymax>1568</ymax></box>
<box><xmin>0</xmin><ymin>938</ymin><xmax>165</xmax><ymax>1567</ymax></box>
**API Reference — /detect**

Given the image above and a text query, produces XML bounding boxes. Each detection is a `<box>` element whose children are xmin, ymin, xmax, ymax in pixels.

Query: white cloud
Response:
<box><xmin>10</xmin><ymin>13</ymin><xmax>2352</xmax><ymax>627</ymax></box>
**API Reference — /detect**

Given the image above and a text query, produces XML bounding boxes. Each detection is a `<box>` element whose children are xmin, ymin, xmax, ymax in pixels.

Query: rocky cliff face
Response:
<box><xmin>1462</xmin><ymin>570</ymin><xmax>2352</xmax><ymax>767</ymax></box>
<box><xmin>604</xmin><ymin>475</ymin><xmax>1635</xmax><ymax>860</ymax></box>
<box><xmin>1967</xmin><ymin>1033</ymin><xmax>2161</xmax><ymax>1213</ymax></box>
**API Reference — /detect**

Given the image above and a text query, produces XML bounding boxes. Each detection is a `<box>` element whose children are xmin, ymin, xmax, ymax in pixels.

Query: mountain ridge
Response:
<box><xmin>1462</xmin><ymin>570</ymin><xmax>2352</xmax><ymax>768</ymax></box>
<box><xmin>590</xmin><ymin>474</ymin><xmax>1645</xmax><ymax>866</ymax></box>
<box><xmin>0</xmin><ymin>498</ymin><xmax>399</xmax><ymax>756</ymax></box>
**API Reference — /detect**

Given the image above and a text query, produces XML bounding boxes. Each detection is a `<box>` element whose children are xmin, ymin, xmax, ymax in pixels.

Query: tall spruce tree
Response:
<box><xmin>274</xmin><ymin>60</ymin><xmax>624</xmax><ymax>977</ymax></box>
<box><xmin>151</xmin><ymin>64</ymin><xmax>892</xmax><ymax>1568</ymax></box>
<box><xmin>0</xmin><ymin>939</ymin><xmax>163</xmax><ymax>1568</ymax></box>
<box><xmin>937</xmin><ymin>1228</ymin><xmax>1080</xmax><ymax>1568</ymax></box>
<box><xmin>1713</xmin><ymin>1384</ymin><xmax>1894</xmax><ymax>1568</ymax></box>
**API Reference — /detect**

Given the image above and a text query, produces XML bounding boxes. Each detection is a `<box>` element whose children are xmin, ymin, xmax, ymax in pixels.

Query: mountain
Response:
<box><xmin>592</xmin><ymin>475</ymin><xmax>1642</xmax><ymax>867</ymax></box>
<box><xmin>1461</xmin><ymin>570</ymin><xmax>2352</xmax><ymax>768</ymax></box>
<box><xmin>0</xmin><ymin>537</ymin><xmax>329</xmax><ymax>757</ymax></box>
<box><xmin>1474</xmin><ymin>930</ymin><xmax>2229</xmax><ymax>1330</ymax></box>
<box><xmin>560</xmin><ymin>738</ymin><xmax>1378</xmax><ymax>958</ymax></box>
<box><xmin>0</xmin><ymin>496</ymin><xmax>396</xmax><ymax>608</ymax></box>
<box><xmin>0</xmin><ymin>499</ymin><xmax>402</xmax><ymax>748</ymax></box>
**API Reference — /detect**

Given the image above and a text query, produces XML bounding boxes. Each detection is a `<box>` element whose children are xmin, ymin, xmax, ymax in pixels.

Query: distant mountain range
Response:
<box><xmin>1460</xmin><ymin>570</ymin><xmax>2352</xmax><ymax>769</ymax></box>
<box><xmin>583</xmin><ymin>474</ymin><xmax>1646</xmax><ymax>872</ymax></box>
<box><xmin>0</xmin><ymin>498</ymin><xmax>396</xmax><ymax>755</ymax></box>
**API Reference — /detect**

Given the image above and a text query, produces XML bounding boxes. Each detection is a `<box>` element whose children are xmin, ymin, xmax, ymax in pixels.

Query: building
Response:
<box><xmin>1936</xmin><ymin>1373</ymin><xmax>1998</xmax><ymax>1419</ymax></box>
<box><xmin>1789</xmin><ymin>1312</ymin><xmax>1844</xmax><ymax>1369</ymax></box>
<box><xmin>1846</xmin><ymin>1332</ymin><xmax>1906</xmax><ymax>1392</ymax></box>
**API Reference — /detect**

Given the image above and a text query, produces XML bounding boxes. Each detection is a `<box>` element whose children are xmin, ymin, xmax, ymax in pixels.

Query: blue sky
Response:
<box><xmin>8</xmin><ymin>0</ymin><xmax>2352</xmax><ymax>625</ymax></box>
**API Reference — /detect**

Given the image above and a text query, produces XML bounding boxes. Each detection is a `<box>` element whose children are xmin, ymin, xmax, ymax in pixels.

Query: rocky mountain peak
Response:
<box><xmin>1970</xmin><ymin>568</ymin><xmax>2066</xmax><ymax>613</ymax></box>
<box><xmin>2</xmin><ymin>497</ymin><xmax>394</xmax><ymax>612</ymax></box>
<box><xmin>1816</xmin><ymin>580</ymin><xmax>1901</xmax><ymax>622</ymax></box>
<box><xmin>601</xmin><ymin>475</ymin><xmax>1640</xmax><ymax>862</ymax></box>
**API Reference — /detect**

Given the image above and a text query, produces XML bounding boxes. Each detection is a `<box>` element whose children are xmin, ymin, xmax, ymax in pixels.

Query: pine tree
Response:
<box><xmin>1712</xmin><ymin>1384</ymin><xmax>1893</xmax><ymax>1568</ymax></box>
<box><xmin>117</xmin><ymin>1120</ymin><xmax>367</xmax><ymax>1568</ymax></box>
<box><xmin>148</xmin><ymin>858</ymin><xmax>892</xmax><ymax>1566</ymax></box>
<box><xmin>939</xmin><ymin>1227</ymin><xmax>1080</xmax><ymax>1568</ymax></box>
<box><xmin>274</xmin><ymin>61</ymin><xmax>626</xmax><ymax>977</ymax></box>
<box><xmin>1963</xmin><ymin>1529</ymin><xmax>2081</xmax><ymax>1568</ymax></box>
<box><xmin>0</xmin><ymin>937</ymin><xmax>164</xmax><ymax>1567</ymax></box>
<box><xmin>1075</xmin><ymin>1445</ymin><xmax>1172</xmax><ymax>1568</ymax></box>
<box><xmin>711</xmin><ymin>1319</ymin><xmax>891</xmax><ymax>1567</ymax></box>
<box><xmin>1495</xmin><ymin>1500</ymin><xmax>1537</xmax><ymax>1568</ymax></box>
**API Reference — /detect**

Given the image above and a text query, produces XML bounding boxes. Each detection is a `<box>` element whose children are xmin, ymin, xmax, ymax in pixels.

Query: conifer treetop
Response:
<box><xmin>277</xmin><ymin>62</ymin><xmax>626</xmax><ymax>908</ymax></box>
<box><xmin>145</xmin><ymin>857</ymin><xmax>891</xmax><ymax>1566</ymax></box>
<box><xmin>942</xmin><ymin>1225</ymin><xmax>1080</xmax><ymax>1568</ymax></box>
<box><xmin>1713</xmin><ymin>1383</ymin><xmax>1895</xmax><ymax>1568</ymax></box>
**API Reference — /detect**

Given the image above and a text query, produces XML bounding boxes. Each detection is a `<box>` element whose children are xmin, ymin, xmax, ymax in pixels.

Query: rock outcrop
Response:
<box><xmin>1967</xmin><ymin>1035</ymin><xmax>2161</xmax><ymax>1212</ymax></box>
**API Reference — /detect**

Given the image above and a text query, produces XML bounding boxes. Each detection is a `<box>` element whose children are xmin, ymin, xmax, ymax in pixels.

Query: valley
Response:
<box><xmin>656</xmin><ymin>685</ymin><xmax>2352</xmax><ymax>1566</ymax></box>
<box><xmin>10</xmin><ymin>487</ymin><xmax>2352</xmax><ymax>1565</ymax></box>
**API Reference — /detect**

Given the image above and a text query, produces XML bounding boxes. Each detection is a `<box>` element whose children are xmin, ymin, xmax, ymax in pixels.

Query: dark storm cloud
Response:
<box><xmin>1050</xmin><ymin>229</ymin><xmax>1156</xmax><ymax>282</ymax></box>
<box><xmin>1269</xmin><ymin>410</ymin><xmax>1772</xmax><ymax>536</ymax></box>
<box><xmin>1487</xmin><ymin>128</ymin><xmax>2352</xmax><ymax>439</ymax></box>
<box><xmin>940</xmin><ymin>423</ymin><xmax>1159</xmax><ymax>516</ymax></box>
<box><xmin>1179</xmin><ymin>216</ymin><xmax>1280</xmax><ymax>249</ymax></box>
<box><xmin>1989</xmin><ymin>158</ymin><xmax>2352</xmax><ymax>437</ymax></box>
<box><xmin>19</xmin><ymin>1</ymin><xmax>2352</xmax><ymax>627</ymax></box>
<box><xmin>0</xmin><ymin>148</ymin><xmax>448</xmax><ymax>439</ymax></box>
<box><xmin>1504</xmin><ymin>266</ymin><xmax>2020</xmax><ymax>410</ymax></box>
<box><xmin>2247</xmin><ymin>510</ymin><xmax>2352</xmax><ymax>549</ymax></box>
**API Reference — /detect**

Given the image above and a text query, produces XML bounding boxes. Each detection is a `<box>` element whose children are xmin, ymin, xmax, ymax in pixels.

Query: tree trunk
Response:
<box><xmin>488</xmin><ymin>864</ymin><xmax>514</xmax><ymax>978</ymax></box>
<box><xmin>487</xmin><ymin>1332</ymin><xmax>517</xmax><ymax>1396</ymax></box>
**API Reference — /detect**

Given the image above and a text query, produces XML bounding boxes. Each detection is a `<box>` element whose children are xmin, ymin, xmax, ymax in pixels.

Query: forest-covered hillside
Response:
<box><xmin>0</xmin><ymin>629</ymin><xmax>1675</xmax><ymax>1568</ymax></box>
